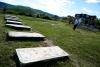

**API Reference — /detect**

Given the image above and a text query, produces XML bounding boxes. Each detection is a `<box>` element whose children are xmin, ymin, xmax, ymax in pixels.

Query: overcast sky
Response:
<box><xmin>1</xmin><ymin>0</ymin><xmax>100</xmax><ymax>18</ymax></box>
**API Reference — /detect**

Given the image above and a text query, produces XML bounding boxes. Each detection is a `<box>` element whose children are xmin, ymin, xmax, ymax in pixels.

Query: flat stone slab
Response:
<box><xmin>6</xmin><ymin>20</ymin><xmax>23</xmax><ymax>25</ymax></box>
<box><xmin>6</xmin><ymin>24</ymin><xmax>31</xmax><ymax>31</ymax></box>
<box><xmin>7</xmin><ymin>31</ymin><xmax>45</xmax><ymax>40</ymax></box>
<box><xmin>5</xmin><ymin>16</ymin><xmax>20</xmax><ymax>21</ymax></box>
<box><xmin>5</xmin><ymin>15</ymin><xmax>12</xmax><ymax>18</ymax></box>
<box><xmin>16</xmin><ymin>46</ymin><xmax>69</xmax><ymax>64</ymax></box>
<box><xmin>5</xmin><ymin>15</ymin><xmax>17</xmax><ymax>18</ymax></box>
<box><xmin>5</xmin><ymin>16</ymin><xmax>17</xmax><ymax>19</ymax></box>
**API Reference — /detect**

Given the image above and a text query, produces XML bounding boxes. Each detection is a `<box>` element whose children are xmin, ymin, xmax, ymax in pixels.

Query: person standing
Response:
<box><xmin>73</xmin><ymin>17</ymin><xmax>81</xmax><ymax>30</ymax></box>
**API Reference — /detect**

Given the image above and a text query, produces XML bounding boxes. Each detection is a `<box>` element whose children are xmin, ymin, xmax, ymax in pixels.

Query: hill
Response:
<box><xmin>0</xmin><ymin>13</ymin><xmax>100</xmax><ymax>67</ymax></box>
<box><xmin>0</xmin><ymin>2</ymin><xmax>60</xmax><ymax>20</ymax></box>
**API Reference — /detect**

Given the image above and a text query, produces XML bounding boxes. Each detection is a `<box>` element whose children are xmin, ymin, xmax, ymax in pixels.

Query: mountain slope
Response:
<box><xmin>0</xmin><ymin>2</ymin><xmax>60</xmax><ymax>20</ymax></box>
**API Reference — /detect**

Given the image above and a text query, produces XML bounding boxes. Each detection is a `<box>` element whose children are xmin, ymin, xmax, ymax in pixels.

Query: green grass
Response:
<box><xmin>0</xmin><ymin>13</ymin><xmax>100</xmax><ymax>67</ymax></box>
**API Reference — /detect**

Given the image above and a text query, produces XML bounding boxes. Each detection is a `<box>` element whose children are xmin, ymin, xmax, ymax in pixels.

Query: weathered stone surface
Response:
<box><xmin>5</xmin><ymin>15</ymin><xmax>20</xmax><ymax>21</ymax></box>
<box><xmin>6</xmin><ymin>24</ymin><xmax>31</xmax><ymax>31</ymax></box>
<box><xmin>7</xmin><ymin>31</ymin><xmax>45</xmax><ymax>40</ymax></box>
<box><xmin>6</xmin><ymin>20</ymin><xmax>22</xmax><ymax>25</ymax></box>
<box><xmin>5</xmin><ymin>15</ymin><xmax>12</xmax><ymax>18</ymax></box>
<box><xmin>16</xmin><ymin>46</ymin><xmax>69</xmax><ymax>64</ymax></box>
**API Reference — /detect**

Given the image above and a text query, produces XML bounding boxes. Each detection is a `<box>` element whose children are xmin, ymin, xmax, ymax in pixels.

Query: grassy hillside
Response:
<box><xmin>0</xmin><ymin>13</ymin><xmax>100</xmax><ymax>67</ymax></box>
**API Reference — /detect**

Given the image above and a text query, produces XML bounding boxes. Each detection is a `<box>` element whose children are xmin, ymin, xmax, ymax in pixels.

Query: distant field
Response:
<box><xmin>0</xmin><ymin>13</ymin><xmax>100</xmax><ymax>67</ymax></box>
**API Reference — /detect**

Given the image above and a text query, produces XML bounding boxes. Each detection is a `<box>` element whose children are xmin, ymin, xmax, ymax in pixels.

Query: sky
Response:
<box><xmin>1</xmin><ymin>0</ymin><xmax>100</xmax><ymax>18</ymax></box>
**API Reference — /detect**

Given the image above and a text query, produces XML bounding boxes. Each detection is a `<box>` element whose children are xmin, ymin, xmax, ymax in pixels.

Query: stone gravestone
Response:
<box><xmin>7</xmin><ymin>31</ymin><xmax>45</xmax><ymax>41</ymax></box>
<box><xmin>6</xmin><ymin>20</ymin><xmax>23</xmax><ymax>25</ymax></box>
<box><xmin>16</xmin><ymin>46</ymin><xmax>69</xmax><ymax>67</ymax></box>
<box><xmin>5</xmin><ymin>15</ymin><xmax>21</xmax><ymax>21</ymax></box>
<box><xmin>5</xmin><ymin>15</ymin><xmax>12</xmax><ymax>18</ymax></box>
<box><xmin>6</xmin><ymin>24</ymin><xmax>31</xmax><ymax>31</ymax></box>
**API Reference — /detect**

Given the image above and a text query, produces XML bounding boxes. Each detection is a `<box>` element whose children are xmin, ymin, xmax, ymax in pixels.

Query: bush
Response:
<box><xmin>95</xmin><ymin>19</ymin><xmax>100</xmax><ymax>29</ymax></box>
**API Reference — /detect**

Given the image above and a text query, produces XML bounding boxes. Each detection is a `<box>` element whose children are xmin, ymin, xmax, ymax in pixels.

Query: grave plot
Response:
<box><xmin>6</xmin><ymin>24</ymin><xmax>31</xmax><ymax>31</ymax></box>
<box><xmin>4</xmin><ymin>16</ymin><xmax>21</xmax><ymax>21</ymax></box>
<box><xmin>5</xmin><ymin>17</ymin><xmax>20</xmax><ymax>21</ymax></box>
<box><xmin>7</xmin><ymin>31</ymin><xmax>46</xmax><ymax>41</ymax></box>
<box><xmin>5</xmin><ymin>15</ymin><xmax>17</xmax><ymax>18</ymax></box>
<box><xmin>16</xmin><ymin>46</ymin><xmax>69</xmax><ymax>67</ymax></box>
<box><xmin>6</xmin><ymin>20</ymin><xmax>23</xmax><ymax>25</ymax></box>
<box><xmin>5</xmin><ymin>15</ymin><xmax>12</xmax><ymax>18</ymax></box>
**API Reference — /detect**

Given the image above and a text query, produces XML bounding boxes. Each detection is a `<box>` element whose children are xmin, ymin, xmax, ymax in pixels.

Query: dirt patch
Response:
<box><xmin>40</xmin><ymin>38</ymin><xmax>55</xmax><ymax>47</ymax></box>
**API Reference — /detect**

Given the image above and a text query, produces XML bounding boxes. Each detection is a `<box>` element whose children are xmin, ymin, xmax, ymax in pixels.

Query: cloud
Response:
<box><xmin>1</xmin><ymin>0</ymin><xmax>75</xmax><ymax>16</ymax></box>
<box><xmin>81</xmin><ymin>8</ymin><xmax>100</xmax><ymax>18</ymax></box>
<box><xmin>1</xmin><ymin>0</ymin><xmax>16</xmax><ymax>4</ymax></box>
<box><xmin>81</xmin><ymin>8</ymin><xmax>93</xmax><ymax>14</ymax></box>
<box><xmin>85</xmin><ymin>0</ymin><xmax>100</xmax><ymax>3</ymax></box>
<box><xmin>16</xmin><ymin>0</ymin><xmax>74</xmax><ymax>16</ymax></box>
<box><xmin>82</xmin><ymin>8</ymin><xmax>100</xmax><ymax>14</ymax></box>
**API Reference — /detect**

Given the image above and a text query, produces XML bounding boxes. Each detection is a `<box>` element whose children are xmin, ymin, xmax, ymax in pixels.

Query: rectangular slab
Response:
<box><xmin>5</xmin><ymin>16</ymin><xmax>20</xmax><ymax>21</ymax></box>
<box><xmin>6</xmin><ymin>24</ymin><xmax>31</xmax><ymax>31</ymax></box>
<box><xmin>5</xmin><ymin>15</ymin><xmax>12</xmax><ymax>18</ymax></box>
<box><xmin>16</xmin><ymin>46</ymin><xmax>69</xmax><ymax>64</ymax></box>
<box><xmin>5</xmin><ymin>15</ymin><xmax>17</xmax><ymax>19</ymax></box>
<box><xmin>7</xmin><ymin>31</ymin><xmax>45</xmax><ymax>40</ymax></box>
<box><xmin>6</xmin><ymin>20</ymin><xmax>23</xmax><ymax>25</ymax></box>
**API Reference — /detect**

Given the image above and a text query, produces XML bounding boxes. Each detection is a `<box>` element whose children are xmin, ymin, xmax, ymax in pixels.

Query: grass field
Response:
<box><xmin>0</xmin><ymin>13</ymin><xmax>100</xmax><ymax>67</ymax></box>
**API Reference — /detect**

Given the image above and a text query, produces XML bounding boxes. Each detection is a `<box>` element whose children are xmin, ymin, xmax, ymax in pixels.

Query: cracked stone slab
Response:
<box><xmin>6</xmin><ymin>20</ymin><xmax>23</xmax><ymax>25</ymax></box>
<box><xmin>4</xmin><ymin>15</ymin><xmax>20</xmax><ymax>21</ymax></box>
<box><xmin>6</xmin><ymin>24</ymin><xmax>31</xmax><ymax>31</ymax></box>
<box><xmin>5</xmin><ymin>15</ymin><xmax>16</xmax><ymax>18</ymax></box>
<box><xmin>5</xmin><ymin>17</ymin><xmax>19</xmax><ymax>21</ymax></box>
<box><xmin>7</xmin><ymin>31</ymin><xmax>45</xmax><ymax>40</ymax></box>
<box><xmin>16</xmin><ymin>46</ymin><xmax>69</xmax><ymax>65</ymax></box>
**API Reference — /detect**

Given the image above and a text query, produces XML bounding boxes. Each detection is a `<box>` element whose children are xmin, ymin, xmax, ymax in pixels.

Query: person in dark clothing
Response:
<box><xmin>73</xmin><ymin>17</ymin><xmax>81</xmax><ymax>30</ymax></box>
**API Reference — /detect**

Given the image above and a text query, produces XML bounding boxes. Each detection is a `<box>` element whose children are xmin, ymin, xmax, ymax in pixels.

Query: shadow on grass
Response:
<box><xmin>11</xmin><ymin>52</ymin><xmax>70</xmax><ymax>67</ymax></box>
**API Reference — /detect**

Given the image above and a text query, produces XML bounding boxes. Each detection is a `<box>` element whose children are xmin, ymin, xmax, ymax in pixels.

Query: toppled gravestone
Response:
<box><xmin>6</xmin><ymin>24</ymin><xmax>31</xmax><ymax>31</ymax></box>
<box><xmin>7</xmin><ymin>31</ymin><xmax>46</xmax><ymax>41</ymax></box>
<box><xmin>4</xmin><ymin>15</ymin><xmax>21</xmax><ymax>21</ymax></box>
<box><xmin>6</xmin><ymin>20</ymin><xmax>23</xmax><ymax>25</ymax></box>
<box><xmin>16</xmin><ymin>46</ymin><xmax>69</xmax><ymax>67</ymax></box>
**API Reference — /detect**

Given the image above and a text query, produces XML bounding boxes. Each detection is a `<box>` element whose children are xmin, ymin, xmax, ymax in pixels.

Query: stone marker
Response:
<box><xmin>5</xmin><ymin>15</ymin><xmax>16</xmax><ymax>18</ymax></box>
<box><xmin>5</xmin><ymin>15</ymin><xmax>16</xmax><ymax>19</ymax></box>
<box><xmin>5</xmin><ymin>16</ymin><xmax>20</xmax><ymax>21</ymax></box>
<box><xmin>5</xmin><ymin>15</ymin><xmax>12</xmax><ymax>18</ymax></box>
<box><xmin>5</xmin><ymin>18</ymin><xmax>19</xmax><ymax>21</ymax></box>
<box><xmin>7</xmin><ymin>31</ymin><xmax>45</xmax><ymax>40</ymax></box>
<box><xmin>16</xmin><ymin>46</ymin><xmax>69</xmax><ymax>66</ymax></box>
<box><xmin>6</xmin><ymin>20</ymin><xmax>23</xmax><ymax>25</ymax></box>
<box><xmin>6</xmin><ymin>24</ymin><xmax>31</xmax><ymax>31</ymax></box>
